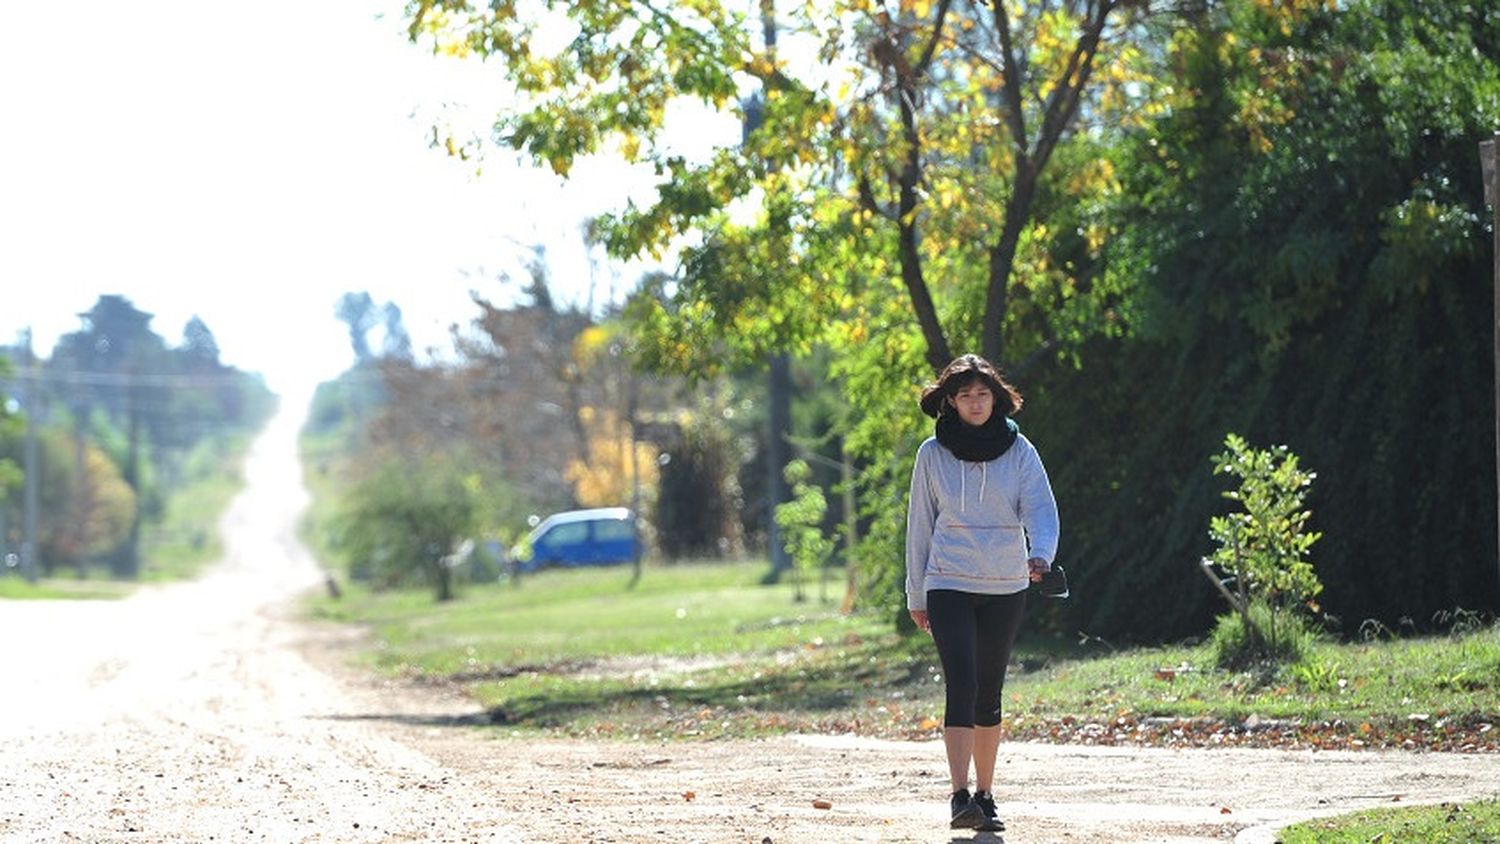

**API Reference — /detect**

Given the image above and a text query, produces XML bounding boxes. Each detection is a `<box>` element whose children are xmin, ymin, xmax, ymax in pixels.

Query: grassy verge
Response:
<box><xmin>1281</xmin><ymin>799</ymin><xmax>1500</xmax><ymax>842</ymax></box>
<box><xmin>297</xmin><ymin>428</ymin><xmax>351</xmax><ymax>571</ymax></box>
<box><xmin>0</xmin><ymin>577</ymin><xmax>136</xmax><ymax>600</ymax></box>
<box><xmin>139</xmin><ymin>434</ymin><xmax>254</xmax><ymax>582</ymax></box>
<box><xmin>1003</xmin><ymin>628</ymin><xmax>1500</xmax><ymax>750</ymax></box>
<box><xmin>306</xmin><ymin>561</ymin><xmax>1500</xmax><ymax>747</ymax></box>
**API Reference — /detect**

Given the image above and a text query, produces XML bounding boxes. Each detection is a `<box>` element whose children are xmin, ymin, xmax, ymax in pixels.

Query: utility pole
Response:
<box><xmin>1482</xmin><ymin>133</ymin><xmax>1500</xmax><ymax>604</ymax></box>
<box><xmin>19</xmin><ymin>329</ymin><xmax>41</xmax><ymax>583</ymax></box>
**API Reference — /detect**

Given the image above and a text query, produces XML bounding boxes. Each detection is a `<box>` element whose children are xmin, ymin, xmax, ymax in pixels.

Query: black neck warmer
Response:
<box><xmin>935</xmin><ymin>411</ymin><xmax>1018</xmax><ymax>462</ymax></box>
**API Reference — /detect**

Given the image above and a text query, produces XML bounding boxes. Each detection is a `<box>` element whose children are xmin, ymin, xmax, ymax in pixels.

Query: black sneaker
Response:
<box><xmin>973</xmin><ymin>790</ymin><xmax>1005</xmax><ymax>832</ymax></box>
<box><xmin>950</xmin><ymin>788</ymin><xmax>984</xmax><ymax>830</ymax></box>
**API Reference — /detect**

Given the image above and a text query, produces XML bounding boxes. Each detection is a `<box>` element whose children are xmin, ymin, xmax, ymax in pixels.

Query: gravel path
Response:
<box><xmin>3</xmin><ymin>406</ymin><xmax>1498</xmax><ymax>843</ymax></box>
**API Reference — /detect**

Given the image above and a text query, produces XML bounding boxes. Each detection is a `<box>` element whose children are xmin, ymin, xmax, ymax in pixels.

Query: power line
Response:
<box><xmin>0</xmin><ymin>366</ymin><xmax>264</xmax><ymax>389</ymax></box>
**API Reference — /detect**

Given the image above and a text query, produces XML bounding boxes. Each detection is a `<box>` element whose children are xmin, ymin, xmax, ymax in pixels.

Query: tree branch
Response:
<box><xmin>1033</xmin><ymin>0</ymin><xmax>1116</xmax><ymax>170</ymax></box>
<box><xmin>987</xmin><ymin>0</ymin><xmax>1031</xmax><ymax>164</ymax></box>
<box><xmin>856</xmin><ymin>173</ymin><xmax>896</xmax><ymax>221</ymax></box>
<box><xmin>914</xmin><ymin>0</ymin><xmax>956</xmax><ymax>76</ymax></box>
<box><xmin>895</xmin><ymin>52</ymin><xmax>952</xmax><ymax>371</ymax></box>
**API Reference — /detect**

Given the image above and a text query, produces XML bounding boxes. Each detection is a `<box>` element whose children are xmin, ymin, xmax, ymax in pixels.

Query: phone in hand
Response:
<box><xmin>1036</xmin><ymin>563</ymin><xmax>1070</xmax><ymax>599</ymax></box>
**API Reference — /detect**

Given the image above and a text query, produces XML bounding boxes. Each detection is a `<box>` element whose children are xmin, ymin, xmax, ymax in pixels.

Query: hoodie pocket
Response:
<box><xmin>929</xmin><ymin>524</ymin><xmax>1028</xmax><ymax>582</ymax></box>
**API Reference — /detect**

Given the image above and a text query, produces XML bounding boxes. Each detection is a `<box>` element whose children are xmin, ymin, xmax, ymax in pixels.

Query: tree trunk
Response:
<box><xmin>433</xmin><ymin>559</ymin><xmax>454</xmax><ymax>602</ymax></box>
<box><xmin>894</xmin><ymin>47</ymin><xmax>952</xmax><ymax>374</ymax></box>
<box><xmin>982</xmin><ymin>167</ymin><xmax>1038</xmax><ymax>367</ymax></box>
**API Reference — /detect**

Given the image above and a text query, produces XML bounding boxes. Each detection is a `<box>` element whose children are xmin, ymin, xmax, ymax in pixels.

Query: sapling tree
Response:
<box><xmin>1203</xmin><ymin>433</ymin><xmax>1323</xmax><ymax>663</ymax></box>
<box><xmin>775</xmin><ymin>459</ymin><xmax>835</xmax><ymax>603</ymax></box>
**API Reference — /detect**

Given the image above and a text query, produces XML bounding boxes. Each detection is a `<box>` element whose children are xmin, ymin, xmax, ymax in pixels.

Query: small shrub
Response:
<box><xmin>1202</xmin><ymin>434</ymin><xmax>1323</xmax><ymax>664</ymax></box>
<box><xmin>1211</xmin><ymin>599</ymin><xmax>1320</xmax><ymax>670</ymax></box>
<box><xmin>775</xmin><ymin>459</ymin><xmax>836</xmax><ymax>603</ymax></box>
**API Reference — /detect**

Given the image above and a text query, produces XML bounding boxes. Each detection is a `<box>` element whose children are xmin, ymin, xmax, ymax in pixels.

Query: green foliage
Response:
<box><xmin>1210</xmin><ymin>599</ymin><xmax>1320</xmax><ymax>670</ymax></box>
<box><xmin>774</xmin><ymin>459</ymin><xmax>835</xmax><ymax>602</ymax></box>
<box><xmin>654</xmin><ymin>401</ymin><xmax>744</xmax><ymax>560</ymax></box>
<box><xmin>1033</xmin><ymin>0</ymin><xmax>1500</xmax><ymax>641</ymax></box>
<box><xmin>3</xmin><ymin>296</ymin><xmax>275</xmax><ymax>578</ymax></box>
<box><xmin>138</xmin><ymin>435</ymin><xmax>254</xmax><ymax>581</ymax></box>
<box><xmin>406</xmin><ymin>0</ymin><xmax>1157</xmax><ymax>625</ymax></box>
<box><xmin>1209</xmin><ymin>434</ymin><xmax>1323</xmax><ymax>594</ymax></box>
<box><xmin>303</xmin><ymin>364</ymin><xmax>386</xmax><ymax>444</ymax></box>
<box><xmin>0</xmin><ymin>355</ymin><xmax>20</xmax><ymax>503</ymax></box>
<box><xmin>333</xmin><ymin>457</ymin><xmax>476</xmax><ymax>602</ymax></box>
<box><xmin>399</xmin><ymin>0</ymin><xmax>1500</xmax><ymax>640</ymax></box>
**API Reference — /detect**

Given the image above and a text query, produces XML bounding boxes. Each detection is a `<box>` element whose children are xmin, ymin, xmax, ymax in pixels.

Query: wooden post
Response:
<box><xmin>1484</xmin><ymin>134</ymin><xmax>1500</xmax><ymax>604</ymax></box>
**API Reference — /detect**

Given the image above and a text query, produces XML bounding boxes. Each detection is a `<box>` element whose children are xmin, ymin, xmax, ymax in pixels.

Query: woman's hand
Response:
<box><xmin>909</xmin><ymin>609</ymin><xmax>931</xmax><ymax>635</ymax></box>
<box><xmin>1027</xmin><ymin>557</ymin><xmax>1051</xmax><ymax>582</ymax></box>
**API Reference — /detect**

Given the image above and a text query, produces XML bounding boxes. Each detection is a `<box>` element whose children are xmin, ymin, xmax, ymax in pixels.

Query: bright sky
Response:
<box><xmin>0</xmin><ymin>0</ymin><xmax>739</xmax><ymax>398</ymax></box>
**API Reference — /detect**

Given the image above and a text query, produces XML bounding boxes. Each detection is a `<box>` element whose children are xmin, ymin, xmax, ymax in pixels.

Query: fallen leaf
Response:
<box><xmin>682</xmin><ymin>791</ymin><xmax>696</xmax><ymax>802</ymax></box>
<box><xmin>1220</xmin><ymin>806</ymin><xmax>1233</xmax><ymax>814</ymax></box>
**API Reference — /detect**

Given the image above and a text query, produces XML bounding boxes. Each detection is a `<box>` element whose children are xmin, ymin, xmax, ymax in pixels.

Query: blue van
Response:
<box><xmin>511</xmin><ymin>507</ymin><xmax>640</xmax><ymax>573</ymax></box>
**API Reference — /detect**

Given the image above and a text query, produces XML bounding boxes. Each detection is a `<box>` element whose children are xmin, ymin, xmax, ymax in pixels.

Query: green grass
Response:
<box><xmin>306</xmin><ymin>565</ymin><xmax>1500</xmax><ymax>744</ymax></box>
<box><xmin>0</xmin><ymin>576</ymin><xmax>135</xmax><ymax>600</ymax></box>
<box><xmin>139</xmin><ymin>436</ymin><xmax>253</xmax><ymax>582</ymax></box>
<box><xmin>309</xmin><ymin>561</ymin><xmax>891</xmax><ymax>672</ymax></box>
<box><xmin>297</xmin><ymin>430</ymin><xmax>353</xmax><ymax>569</ymax></box>
<box><xmin>1281</xmin><ymin>799</ymin><xmax>1500</xmax><ymax>842</ymax></box>
<box><xmin>1012</xmin><ymin>629</ymin><xmax>1500</xmax><ymax>723</ymax></box>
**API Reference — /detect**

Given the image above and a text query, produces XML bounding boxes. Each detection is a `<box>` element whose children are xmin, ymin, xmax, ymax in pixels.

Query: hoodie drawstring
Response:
<box><xmin>960</xmin><ymin>462</ymin><xmax>988</xmax><ymax>514</ymax></box>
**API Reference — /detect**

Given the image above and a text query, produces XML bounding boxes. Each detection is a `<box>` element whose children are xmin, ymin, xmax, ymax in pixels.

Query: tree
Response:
<box><xmin>775</xmin><ymin>459</ymin><xmax>836</xmax><ymax>603</ymax></box>
<box><xmin>381</xmin><ymin>302</ymin><xmax>415</xmax><ymax>361</ymax></box>
<box><xmin>405</xmin><ymin>0</ymin><xmax>1154</xmax><ymax>617</ymax></box>
<box><xmin>406</xmin><ymin>0</ymin><xmax>1149</xmax><ymax>372</ymax></box>
<box><xmin>335</xmin><ymin>292</ymin><xmax>379</xmax><ymax>364</ymax></box>
<box><xmin>654</xmin><ymin>399</ymin><xmax>745</xmax><ymax>560</ymax></box>
<box><xmin>29</xmin><ymin>298</ymin><xmax>272</xmax><ymax>579</ymax></box>
<box><xmin>0</xmin><ymin>355</ymin><xmax>23</xmax><ymax>539</ymax></box>
<box><xmin>564</xmin><ymin>406</ymin><xmax>660</xmax><ymax>509</ymax></box>
<box><xmin>180</xmin><ymin>316</ymin><xmax>221</xmax><ymax>368</ymax></box>
<box><xmin>453</xmin><ymin>261</ymin><xmax>599</xmax><ymax>510</ymax></box>
<box><xmin>1030</xmin><ymin>0</ymin><xmax>1500</xmax><ymax>639</ymax></box>
<box><xmin>1203</xmin><ymin>434</ymin><xmax>1323</xmax><ymax>664</ymax></box>
<box><xmin>334</xmin><ymin>455</ymin><xmax>475</xmax><ymax>601</ymax></box>
<box><xmin>46</xmin><ymin>296</ymin><xmax>170</xmax><ymax>576</ymax></box>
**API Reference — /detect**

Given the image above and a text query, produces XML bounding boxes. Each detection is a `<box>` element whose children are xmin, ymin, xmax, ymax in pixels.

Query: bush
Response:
<box><xmin>1211</xmin><ymin>599</ymin><xmax>1321</xmax><ymax>670</ymax></box>
<box><xmin>1203</xmin><ymin>434</ymin><xmax>1323</xmax><ymax>663</ymax></box>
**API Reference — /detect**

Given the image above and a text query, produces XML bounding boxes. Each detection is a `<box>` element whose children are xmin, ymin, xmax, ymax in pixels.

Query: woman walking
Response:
<box><xmin>905</xmin><ymin>354</ymin><xmax>1060</xmax><ymax>832</ymax></box>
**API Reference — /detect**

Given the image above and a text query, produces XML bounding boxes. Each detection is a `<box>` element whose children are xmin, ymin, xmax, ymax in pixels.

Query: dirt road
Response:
<box><xmin>3</xmin><ymin>405</ymin><xmax>1498</xmax><ymax>844</ymax></box>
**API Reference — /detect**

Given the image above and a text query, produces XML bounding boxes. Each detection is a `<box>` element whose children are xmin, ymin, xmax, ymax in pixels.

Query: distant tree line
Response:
<box><xmin>0</xmin><ymin>295</ymin><xmax>276</xmax><ymax>577</ymax></box>
<box><xmin>303</xmin><ymin>267</ymin><xmax>775</xmax><ymax>599</ymax></box>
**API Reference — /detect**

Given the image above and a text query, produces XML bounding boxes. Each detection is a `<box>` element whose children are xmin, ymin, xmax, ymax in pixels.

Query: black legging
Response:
<box><xmin>926</xmin><ymin>589</ymin><xmax>1027</xmax><ymax>728</ymax></box>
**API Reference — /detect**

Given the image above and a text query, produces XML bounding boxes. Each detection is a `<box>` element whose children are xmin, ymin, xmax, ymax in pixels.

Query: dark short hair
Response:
<box><xmin>918</xmin><ymin>354</ymin><xmax>1024</xmax><ymax>419</ymax></box>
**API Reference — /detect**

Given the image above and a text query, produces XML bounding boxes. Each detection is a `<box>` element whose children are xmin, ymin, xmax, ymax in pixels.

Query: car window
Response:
<box><xmin>593</xmin><ymin>519</ymin><xmax>633</xmax><ymax>541</ymax></box>
<box><xmin>543</xmin><ymin>522</ymin><xmax>589</xmax><ymax>546</ymax></box>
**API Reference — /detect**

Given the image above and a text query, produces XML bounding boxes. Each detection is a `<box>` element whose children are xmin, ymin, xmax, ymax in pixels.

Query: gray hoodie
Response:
<box><xmin>905</xmin><ymin>433</ymin><xmax>1060</xmax><ymax>611</ymax></box>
